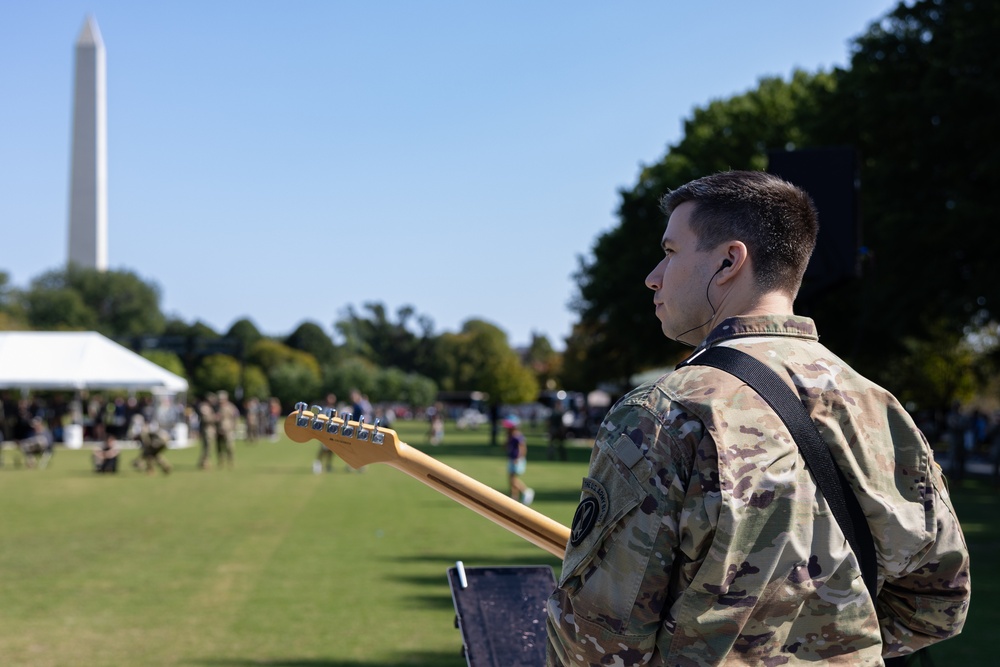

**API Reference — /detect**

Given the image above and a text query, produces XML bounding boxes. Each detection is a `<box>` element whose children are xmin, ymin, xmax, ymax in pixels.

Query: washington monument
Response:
<box><xmin>67</xmin><ymin>15</ymin><xmax>107</xmax><ymax>271</ymax></box>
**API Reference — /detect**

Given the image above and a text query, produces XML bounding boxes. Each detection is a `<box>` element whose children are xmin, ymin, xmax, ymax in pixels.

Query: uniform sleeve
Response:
<box><xmin>877</xmin><ymin>461</ymin><xmax>971</xmax><ymax>657</ymax></box>
<box><xmin>547</xmin><ymin>403</ymin><xmax>692</xmax><ymax>666</ymax></box>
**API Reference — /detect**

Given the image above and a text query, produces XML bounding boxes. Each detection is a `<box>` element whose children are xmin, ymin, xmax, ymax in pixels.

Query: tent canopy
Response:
<box><xmin>0</xmin><ymin>331</ymin><xmax>188</xmax><ymax>393</ymax></box>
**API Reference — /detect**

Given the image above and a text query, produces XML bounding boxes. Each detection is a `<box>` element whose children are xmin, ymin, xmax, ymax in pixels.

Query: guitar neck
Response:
<box><xmin>283</xmin><ymin>409</ymin><xmax>569</xmax><ymax>558</ymax></box>
<box><xmin>389</xmin><ymin>441</ymin><xmax>569</xmax><ymax>559</ymax></box>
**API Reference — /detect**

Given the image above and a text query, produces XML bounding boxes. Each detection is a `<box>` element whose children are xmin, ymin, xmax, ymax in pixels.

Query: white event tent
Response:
<box><xmin>0</xmin><ymin>332</ymin><xmax>189</xmax><ymax>448</ymax></box>
<box><xmin>0</xmin><ymin>331</ymin><xmax>187</xmax><ymax>393</ymax></box>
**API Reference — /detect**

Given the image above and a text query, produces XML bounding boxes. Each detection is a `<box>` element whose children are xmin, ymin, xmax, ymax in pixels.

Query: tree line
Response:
<box><xmin>3</xmin><ymin>0</ymin><xmax>998</xmax><ymax>415</ymax></box>
<box><xmin>0</xmin><ymin>267</ymin><xmax>554</xmax><ymax>411</ymax></box>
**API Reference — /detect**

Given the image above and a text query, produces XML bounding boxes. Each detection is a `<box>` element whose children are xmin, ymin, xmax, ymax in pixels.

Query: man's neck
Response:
<box><xmin>740</xmin><ymin>292</ymin><xmax>796</xmax><ymax>318</ymax></box>
<box><xmin>709</xmin><ymin>291</ymin><xmax>795</xmax><ymax>331</ymax></box>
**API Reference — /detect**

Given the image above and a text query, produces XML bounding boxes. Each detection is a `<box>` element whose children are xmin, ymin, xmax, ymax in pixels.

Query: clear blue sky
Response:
<box><xmin>1</xmin><ymin>1</ymin><xmax>900</xmax><ymax>349</ymax></box>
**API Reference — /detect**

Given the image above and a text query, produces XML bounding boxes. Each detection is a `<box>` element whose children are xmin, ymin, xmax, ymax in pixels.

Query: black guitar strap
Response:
<box><xmin>678</xmin><ymin>345</ymin><xmax>879</xmax><ymax>601</ymax></box>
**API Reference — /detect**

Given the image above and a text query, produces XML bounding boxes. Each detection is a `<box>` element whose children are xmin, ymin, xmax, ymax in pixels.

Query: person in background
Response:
<box><xmin>547</xmin><ymin>403</ymin><xmax>568</xmax><ymax>461</ymax></box>
<box><xmin>427</xmin><ymin>402</ymin><xmax>445</xmax><ymax>446</ymax></box>
<box><xmin>197</xmin><ymin>393</ymin><xmax>217</xmax><ymax>470</ymax></box>
<box><xmin>215</xmin><ymin>391</ymin><xmax>239</xmax><ymax>470</ymax></box>
<box><xmin>18</xmin><ymin>417</ymin><xmax>54</xmax><ymax>469</ymax></box>
<box><xmin>245</xmin><ymin>397</ymin><xmax>261</xmax><ymax>442</ymax></box>
<box><xmin>313</xmin><ymin>393</ymin><xmax>338</xmax><ymax>474</ymax></box>
<box><xmin>504</xmin><ymin>416</ymin><xmax>534</xmax><ymax>506</ymax></box>
<box><xmin>93</xmin><ymin>433</ymin><xmax>120</xmax><ymax>474</ymax></box>
<box><xmin>130</xmin><ymin>415</ymin><xmax>172</xmax><ymax>475</ymax></box>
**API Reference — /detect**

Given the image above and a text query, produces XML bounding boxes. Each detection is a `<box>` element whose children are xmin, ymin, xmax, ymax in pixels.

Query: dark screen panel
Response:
<box><xmin>767</xmin><ymin>148</ymin><xmax>861</xmax><ymax>300</ymax></box>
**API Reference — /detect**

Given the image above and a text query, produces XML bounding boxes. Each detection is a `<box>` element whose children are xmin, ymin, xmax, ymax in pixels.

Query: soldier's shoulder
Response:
<box><xmin>598</xmin><ymin>374</ymin><xmax>710</xmax><ymax>456</ymax></box>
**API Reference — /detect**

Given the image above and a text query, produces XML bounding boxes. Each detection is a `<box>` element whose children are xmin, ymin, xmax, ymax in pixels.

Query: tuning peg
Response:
<box><xmin>357</xmin><ymin>415</ymin><xmax>369</xmax><ymax>441</ymax></box>
<box><xmin>325</xmin><ymin>412</ymin><xmax>341</xmax><ymax>435</ymax></box>
<box><xmin>310</xmin><ymin>405</ymin><xmax>325</xmax><ymax>430</ymax></box>
<box><xmin>295</xmin><ymin>402</ymin><xmax>310</xmax><ymax>427</ymax></box>
<box><xmin>342</xmin><ymin>412</ymin><xmax>355</xmax><ymax>438</ymax></box>
<box><xmin>372</xmin><ymin>418</ymin><xmax>385</xmax><ymax>445</ymax></box>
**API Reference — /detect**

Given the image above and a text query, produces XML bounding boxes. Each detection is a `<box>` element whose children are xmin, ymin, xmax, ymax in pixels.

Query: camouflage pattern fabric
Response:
<box><xmin>547</xmin><ymin>315</ymin><xmax>970</xmax><ymax>666</ymax></box>
<box><xmin>217</xmin><ymin>400</ymin><xmax>239</xmax><ymax>438</ymax></box>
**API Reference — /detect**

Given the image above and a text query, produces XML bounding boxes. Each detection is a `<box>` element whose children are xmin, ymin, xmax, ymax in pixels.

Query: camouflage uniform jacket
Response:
<box><xmin>217</xmin><ymin>401</ymin><xmax>239</xmax><ymax>437</ymax></box>
<box><xmin>547</xmin><ymin>315</ymin><xmax>970</xmax><ymax>666</ymax></box>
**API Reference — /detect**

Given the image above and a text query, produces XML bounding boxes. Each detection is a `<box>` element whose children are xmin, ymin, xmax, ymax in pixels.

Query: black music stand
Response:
<box><xmin>447</xmin><ymin>561</ymin><xmax>555</xmax><ymax>667</ymax></box>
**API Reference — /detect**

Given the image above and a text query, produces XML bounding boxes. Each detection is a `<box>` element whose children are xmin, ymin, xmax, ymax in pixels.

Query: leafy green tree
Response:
<box><xmin>163</xmin><ymin>319</ymin><xmax>219</xmax><ymax>339</ymax></box>
<box><xmin>570</xmin><ymin>72</ymin><xmax>833</xmax><ymax>387</ymax></box>
<box><xmin>247</xmin><ymin>339</ymin><xmax>319</xmax><ymax>378</ymax></box>
<box><xmin>268</xmin><ymin>362</ymin><xmax>321</xmax><ymax>411</ymax></box>
<box><xmin>0</xmin><ymin>311</ymin><xmax>28</xmax><ymax>330</ymax></box>
<box><xmin>193</xmin><ymin>354</ymin><xmax>241</xmax><ymax>397</ymax></box>
<box><xmin>226</xmin><ymin>318</ymin><xmax>264</xmax><ymax>352</ymax></box>
<box><xmin>335</xmin><ymin>302</ymin><xmax>437</xmax><ymax>377</ymax></box>
<box><xmin>156</xmin><ymin>318</ymin><xmax>222</xmax><ymax>379</ymax></box>
<box><xmin>400</xmin><ymin>373</ymin><xmax>438</xmax><ymax>408</ymax></box>
<box><xmin>241</xmin><ymin>365</ymin><xmax>271</xmax><ymax>401</ymax></box>
<box><xmin>0</xmin><ymin>271</ymin><xmax>11</xmax><ymax>309</ymax></box>
<box><xmin>21</xmin><ymin>287</ymin><xmax>97</xmax><ymax>331</ymax></box>
<box><xmin>560</xmin><ymin>321</ymin><xmax>601</xmax><ymax>391</ymax></box>
<box><xmin>438</xmin><ymin>319</ymin><xmax>539</xmax><ymax>405</ymax></box>
<box><xmin>368</xmin><ymin>367</ymin><xmax>438</xmax><ymax>406</ymax></box>
<box><xmin>892</xmin><ymin>328</ymin><xmax>978</xmax><ymax>410</ymax></box>
<box><xmin>245</xmin><ymin>339</ymin><xmax>320</xmax><ymax>408</ymax></box>
<box><xmin>374</xmin><ymin>367</ymin><xmax>408</xmax><ymax>403</ymax></box>
<box><xmin>141</xmin><ymin>350</ymin><xmax>186</xmax><ymax>379</ymax></box>
<box><xmin>524</xmin><ymin>332</ymin><xmax>562</xmax><ymax>390</ymax></box>
<box><xmin>285</xmin><ymin>320</ymin><xmax>339</xmax><ymax>366</ymax></box>
<box><xmin>23</xmin><ymin>266</ymin><xmax>165</xmax><ymax>337</ymax></box>
<box><xmin>805</xmin><ymin>0</ymin><xmax>1000</xmax><ymax>389</ymax></box>
<box><xmin>0</xmin><ymin>271</ymin><xmax>28</xmax><ymax>329</ymax></box>
<box><xmin>322</xmin><ymin>356</ymin><xmax>378</xmax><ymax>400</ymax></box>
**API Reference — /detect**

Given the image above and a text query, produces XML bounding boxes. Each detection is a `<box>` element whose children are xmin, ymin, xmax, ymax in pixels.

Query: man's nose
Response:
<box><xmin>645</xmin><ymin>265</ymin><xmax>662</xmax><ymax>291</ymax></box>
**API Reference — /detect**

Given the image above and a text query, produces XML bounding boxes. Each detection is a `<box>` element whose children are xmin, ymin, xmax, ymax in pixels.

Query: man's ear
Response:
<box><xmin>716</xmin><ymin>242</ymin><xmax>747</xmax><ymax>283</ymax></box>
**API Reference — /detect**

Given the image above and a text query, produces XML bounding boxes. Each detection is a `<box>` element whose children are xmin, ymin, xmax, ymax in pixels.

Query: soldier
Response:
<box><xmin>547</xmin><ymin>171</ymin><xmax>970</xmax><ymax>665</ymax></box>
<box><xmin>215</xmin><ymin>390</ymin><xmax>239</xmax><ymax>469</ymax></box>
<box><xmin>18</xmin><ymin>417</ymin><xmax>54</xmax><ymax>469</ymax></box>
<box><xmin>197</xmin><ymin>393</ymin><xmax>218</xmax><ymax>470</ymax></box>
<box><xmin>93</xmin><ymin>433</ymin><xmax>120</xmax><ymax>473</ymax></box>
<box><xmin>244</xmin><ymin>397</ymin><xmax>261</xmax><ymax>442</ymax></box>
<box><xmin>130</xmin><ymin>415</ymin><xmax>172</xmax><ymax>475</ymax></box>
<box><xmin>546</xmin><ymin>402</ymin><xmax>568</xmax><ymax>461</ymax></box>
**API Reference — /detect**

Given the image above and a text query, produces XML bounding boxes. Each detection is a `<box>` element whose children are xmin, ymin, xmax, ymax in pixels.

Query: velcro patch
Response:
<box><xmin>612</xmin><ymin>433</ymin><xmax>644</xmax><ymax>469</ymax></box>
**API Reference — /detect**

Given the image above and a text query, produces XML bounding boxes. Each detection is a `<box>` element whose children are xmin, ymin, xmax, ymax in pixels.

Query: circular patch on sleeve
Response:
<box><xmin>570</xmin><ymin>478</ymin><xmax>609</xmax><ymax>547</ymax></box>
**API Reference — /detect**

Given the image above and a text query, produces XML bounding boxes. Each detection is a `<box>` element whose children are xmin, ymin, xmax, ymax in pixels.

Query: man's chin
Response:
<box><xmin>663</xmin><ymin>324</ymin><xmax>699</xmax><ymax>347</ymax></box>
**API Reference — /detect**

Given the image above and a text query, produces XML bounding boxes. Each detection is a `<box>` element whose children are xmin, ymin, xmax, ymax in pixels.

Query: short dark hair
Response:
<box><xmin>661</xmin><ymin>170</ymin><xmax>818</xmax><ymax>295</ymax></box>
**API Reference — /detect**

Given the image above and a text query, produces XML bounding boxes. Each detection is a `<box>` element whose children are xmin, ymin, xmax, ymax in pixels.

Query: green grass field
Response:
<box><xmin>0</xmin><ymin>420</ymin><xmax>991</xmax><ymax>666</ymax></box>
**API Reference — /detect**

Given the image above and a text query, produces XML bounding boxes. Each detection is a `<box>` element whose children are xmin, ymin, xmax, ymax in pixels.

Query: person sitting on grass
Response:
<box><xmin>93</xmin><ymin>434</ymin><xmax>120</xmax><ymax>474</ymax></box>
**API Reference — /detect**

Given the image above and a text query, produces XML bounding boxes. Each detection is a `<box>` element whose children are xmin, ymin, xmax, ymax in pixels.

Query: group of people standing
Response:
<box><xmin>196</xmin><ymin>391</ymin><xmax>241</xmax><ymax>470</ymax></box>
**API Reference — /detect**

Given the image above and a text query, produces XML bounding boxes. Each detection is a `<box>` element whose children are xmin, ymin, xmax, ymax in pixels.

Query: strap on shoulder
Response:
<box><xmin>679</xmin><ymin>345</ymin><xmax>879</xmax><ymax>601</ymax></box>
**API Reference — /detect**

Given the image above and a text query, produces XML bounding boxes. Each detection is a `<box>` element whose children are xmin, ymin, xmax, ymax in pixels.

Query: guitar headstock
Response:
<box><xmin>283</xmin><ymin>403</ymin><xmax>403</xmax><ymax>469</ymax></box>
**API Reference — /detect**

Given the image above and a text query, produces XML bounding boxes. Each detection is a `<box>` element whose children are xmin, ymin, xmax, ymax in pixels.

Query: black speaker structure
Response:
<box><xmin>767</xmin><ymin>147</ymin><xmax>861</xmax><ymax>302</ymax></box>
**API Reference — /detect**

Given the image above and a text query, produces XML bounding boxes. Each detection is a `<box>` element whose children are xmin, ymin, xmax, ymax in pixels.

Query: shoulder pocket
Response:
<box><xmin>559</xmin><ymin>433</ymin><xmax>647</xmax><ymax>589</ymax></box>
